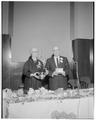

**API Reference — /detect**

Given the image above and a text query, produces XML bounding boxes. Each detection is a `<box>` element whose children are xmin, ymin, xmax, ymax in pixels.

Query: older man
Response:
<box><xmin>23</xmin><ymin>48</ymin><xmax>45</xmax><ymax>91</ymax></box>
<box><xmin>45</xmin><ymin>46</ymin><xmax>71</xmax><ymax>90</ymax></box>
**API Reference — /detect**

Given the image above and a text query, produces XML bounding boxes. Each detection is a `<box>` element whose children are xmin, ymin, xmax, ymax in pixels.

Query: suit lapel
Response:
<box><xmin>51</xmin><ymin>56</ymin><xmax>57</xmax><ymax>69</ymax></box>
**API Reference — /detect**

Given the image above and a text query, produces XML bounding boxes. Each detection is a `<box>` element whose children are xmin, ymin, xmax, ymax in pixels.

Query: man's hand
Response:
<box><xmin>52</xmin><ymin>71</ymin><xmax>58</xmax><ymax>77</ymax></box>
<box><xmin>52</xmin><ymin>70</ymin><xmax>66</xmax><ymax>77</ymax></box>
<box><xmin>61</xmin><ymin>71</ymin><xmax>66</xmax><ymax>76</ymax></box>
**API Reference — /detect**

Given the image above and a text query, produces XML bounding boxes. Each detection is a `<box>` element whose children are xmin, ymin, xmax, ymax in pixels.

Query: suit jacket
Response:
<box><xmin>45</xmin><ymin>55</ymin><xmax>71</xmax><ymax>77</ymax></box>
<box><xmin>45</xmin><ymin>55</ymin><xmax>72</xmax><ymax>90</ymax></box>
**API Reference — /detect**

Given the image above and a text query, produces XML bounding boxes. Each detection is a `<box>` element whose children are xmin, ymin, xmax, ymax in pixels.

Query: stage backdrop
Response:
<box><xmin>12</xmin><ymin>2</ymin><xmax>72</xmax><ymax>62</ymax></box>
<box><xmin>11</xmin><ymin>2</ymin><xmax>93</xmax><ymax>62</ymax></box>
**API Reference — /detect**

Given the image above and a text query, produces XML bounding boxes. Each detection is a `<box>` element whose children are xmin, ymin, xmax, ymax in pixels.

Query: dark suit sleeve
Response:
<box><xmin>23</xmin><ymin>62</ymin><xmax>31</xmax><ymax>78</ymax></box>
<box><xmin>45</xmin><ymin>59</ymin><xmax>53</xmax><ymax>76</ymax></box>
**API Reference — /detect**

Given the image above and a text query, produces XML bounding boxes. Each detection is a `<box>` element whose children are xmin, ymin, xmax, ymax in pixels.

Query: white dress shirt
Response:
<box><xmin>54</xmin><ymin>56</ymin><xmax>60</xmax><ymax>67</ymax></box>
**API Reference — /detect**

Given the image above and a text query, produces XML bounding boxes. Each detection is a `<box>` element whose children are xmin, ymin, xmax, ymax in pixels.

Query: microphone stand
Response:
<box><xmin>74</xmin><ymin>61</ymin><xmax>80</xmax><ymax>94</ymax></box>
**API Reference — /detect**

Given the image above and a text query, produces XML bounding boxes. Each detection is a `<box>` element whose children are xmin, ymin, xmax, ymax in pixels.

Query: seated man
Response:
<box><xmin>45</xmin><ymin>46</ymin><xmax>71</xmax><ymax>90</ymax></box>
<box><xmin>23</xmin><ymin>48</ymin><xmax>45</xmax><ymax>91</ymax></box>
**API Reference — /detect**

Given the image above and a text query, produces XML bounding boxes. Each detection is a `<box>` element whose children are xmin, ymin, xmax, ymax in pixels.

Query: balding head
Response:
<box><xmin>53</xmin><ymin>46</ymin><xmax>60</xmax><ymax>57</ymax></box>
<box><xmin>53</xmin><ymin>46</ymin><xmax>59</xmax><ymax>51</ymax></box>
<box><xmin>31</xmin><ymin>48</ymin><xmax>38</xmax><ymax>52</ymax></box>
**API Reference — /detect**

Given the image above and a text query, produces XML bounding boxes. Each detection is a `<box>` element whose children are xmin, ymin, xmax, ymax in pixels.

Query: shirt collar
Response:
<box><xmin>54</xmin><ymin>56</ymin><xmax>60</xmax><ymax>59</ymax></box>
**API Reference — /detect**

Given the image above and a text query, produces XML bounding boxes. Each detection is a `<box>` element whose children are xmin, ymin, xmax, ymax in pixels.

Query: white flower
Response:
<box><xmin>37</xmin><ymin>61</ymin><xmax>41</xmax><ymax>68</ymax></box>
<box><xmin>3</xmin><ymin>88</ymin><xmax>12</xmax><ymax>99</ymax></box>
<box><xmin>35</xmin><ymin>90</ymin><xmax>40</xmax><ymax>94</ymax></box>
<box><xmin>29</xmin><ymin>88</ymin><xmax>34</xmax><ymax>93</ymax></box>
<box><xmin>3</xmin><ymin>91</ymin><xmax>8</xmax><ymax>99</ymax></box>
<box><xmin>28</xmin><ymin>88</ymin><xmax>35</xmax><ymax>96</ymax></box>
<box><xmin>11</xmin><ymin>92</ymin><xmax>17</xmax><ymax>98</ymax></box>
<box><xmin>59</xmin><ymin>57</ymin><xmax>63</xmax><ymax>63</ymax></box>
<box><xmin>17</xmin><ymin>89</ymin><xmax>24</xmax><ymax>97</ymax></box>
<box><xmin>51</xmin><ymin>111</ymin><xmax>76</xmax><ymax>119</ymax></box>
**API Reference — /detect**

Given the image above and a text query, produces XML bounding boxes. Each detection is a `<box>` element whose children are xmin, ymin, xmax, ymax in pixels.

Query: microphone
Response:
<box><xmin>72</xmin><ymin>58</ymin><xmax>80</xmax><ymax>92</ymax></box>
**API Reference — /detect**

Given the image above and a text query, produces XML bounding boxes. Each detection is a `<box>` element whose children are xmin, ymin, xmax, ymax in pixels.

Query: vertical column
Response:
<box><xmin>8</xmin><ymin>2</ymin><xmax>14</xmax><ymax>37</ymax></box>
<box><xmin>2</xmin><ymin>1</ymin><xmax>9</xmax><ymax>34</ymax></box>
<box><xmin>70</xmin><ymin>2</ymin><xmax>75</xmax><ymax>41</ymax></box>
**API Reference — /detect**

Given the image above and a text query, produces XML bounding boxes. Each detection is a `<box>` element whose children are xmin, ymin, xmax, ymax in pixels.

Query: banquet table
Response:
<box><xmin>8</xmin><ymin>96</ymin><xmax>94</xmax><ymax>119</ymax></box>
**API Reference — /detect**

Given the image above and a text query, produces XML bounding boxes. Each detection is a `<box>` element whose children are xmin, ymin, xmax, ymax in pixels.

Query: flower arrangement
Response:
<box><xmin>17</xmin><ymin>89</ymin><xmax>24</xmax><ymax>97</ymax></box>
<box><xmin>3</xmin><ymin>88</ymin><xmax>13</xmax><ymax>100</ymax></box>
<box><xmin>51</xmin><ymin>111</ymin><xmax>77</xmax><ymax>119</ymax></box>
<box><xmin>3</xmin><ymin>87</ymin><xmax>94</xmax><ymax>103</ymax></box>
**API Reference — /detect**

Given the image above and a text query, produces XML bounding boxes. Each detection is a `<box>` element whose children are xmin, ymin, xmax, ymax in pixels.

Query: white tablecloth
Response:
<box><xmin>8</xmin><ymin>96</ymin><xmax>94</xmax><ymax>119</ymax></box>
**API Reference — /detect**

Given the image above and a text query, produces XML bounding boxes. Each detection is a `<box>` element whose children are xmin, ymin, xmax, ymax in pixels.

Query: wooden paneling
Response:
<box><xmin>2</xmin><ymin>34</ymin><xmax>11</xmax><ymax>89</ymax></box>
<box><xmin>89</xmin><ymin>40</ymin><xmax>94</xmax><ymax>83</ymax></box>
<box><xmin>10</xmin><ymin>62</ymin><xmax>24</xmax><ymax>90</ymax></box>
<box><xmin>72</xmin><ymin>39</ymin><xmax>94</xmax><ymax>83</ymax></box>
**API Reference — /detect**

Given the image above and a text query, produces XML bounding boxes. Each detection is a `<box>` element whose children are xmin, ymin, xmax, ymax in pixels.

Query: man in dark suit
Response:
<box><xmin>45</xmin><ymin>46</ymin><xmax>71</xmax><ymax>90</ymax></box>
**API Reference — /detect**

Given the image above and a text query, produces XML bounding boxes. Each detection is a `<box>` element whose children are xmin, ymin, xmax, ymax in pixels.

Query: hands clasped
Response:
<box><xmin>52</xmin><ymin>68</ymin><xmax>65</xmax><ymax>77</ymax></box>
<box><xmin>30</xmin><ymin>72</ymin><xmax>45</xmax><ymax>80</ymax></box>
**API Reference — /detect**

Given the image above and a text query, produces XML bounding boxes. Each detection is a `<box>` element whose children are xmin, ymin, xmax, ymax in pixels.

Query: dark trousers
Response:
<box><xmin>49</xmin><ymin>75</ymin><xmax>67</xmax><ymax>90</ymax></box>
<box><xmin>24</xmin><ymin>77</ymin><xmax>42</xmax><ymax>91</ymax></box>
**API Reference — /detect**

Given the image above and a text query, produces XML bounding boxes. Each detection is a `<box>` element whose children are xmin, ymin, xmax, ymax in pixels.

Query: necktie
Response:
<box><xmin>56</xmin><ymin>57</ymin><xmax>59</xmax><ymax>67</ymax></box>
